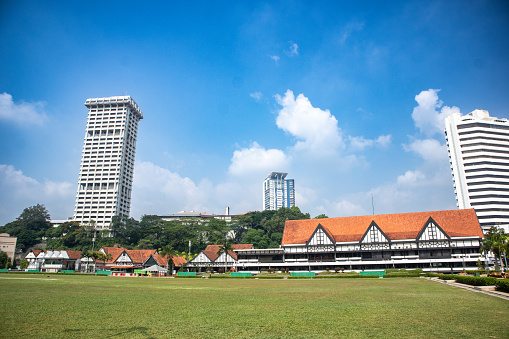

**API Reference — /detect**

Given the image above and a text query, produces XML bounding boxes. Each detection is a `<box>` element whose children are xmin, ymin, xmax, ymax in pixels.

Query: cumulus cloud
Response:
<box><xmin>249</xmin><ymin>92</ymin><xmax>263</xmax><ymax>101</ymax></box>
<box><xmin>404</xmin><ymin>138</ymin><xmax>448</xmax><ymax>163</ymax></box>
<box><xmin>275</xmin><ymin>90</ymin><xmax>344</xmax><ymax>155</ymax></box>
<box><xmin>412</xmin><ymin>89</ymin><xmax>460</xmax><ymax>136</ymax></box>
<box><xmin>397</xmin><ymin>170</ymin><xmax>426</xmax><ymax>186</ymax></box>
<box><xmin>349</xmin><ymin>135</ymin><xmax>391</xmax><ymax>151</ymax></box>
<box><xmin>228</xmin><ymin>142</ymin><xmax>290</xmax><ymax>177</ymax></box>
<box><xmin>0</xmin><ymin>93</ymin><xmax>47</xmax><ymax>125</ymax></box>
<box><xmin>0</xmin><ymin>164</ymin><xmax>74</xmax><ymax>225</ymax></box>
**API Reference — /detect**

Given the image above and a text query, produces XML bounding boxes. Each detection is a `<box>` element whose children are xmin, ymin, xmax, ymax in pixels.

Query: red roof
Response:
<box><xmin>149</xmin><ymin>253</ymin><xmax>187</xmax><ymax>267</ymax></box>
<box><xmin>282</xmin><ymin>209</ymin><xmax>483</xmax><ymax>245</ymax></box>
<box><xmin>202</xmin><ymin>244</ymin><xmax>254</xmax><ymax>261</ymax></box>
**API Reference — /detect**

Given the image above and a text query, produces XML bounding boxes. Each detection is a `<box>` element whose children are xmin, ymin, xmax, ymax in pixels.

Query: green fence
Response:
<box><xmin>96</xmin><ymin>270</ymin><xmax>111</xmax><ymax>276</ymax></box>
<box><xmin>177</xmin><ymin>272</ymin><xmax>196</xmax><ymax>276</ymax></box>
<box><xmin>291</xmin><ymin>272</ymin><xmax>315</xmax><ymax>277</ymax></box>
<box><xmin>231</xmin><ymin>272</ymin><xmax>252</xmax><ymax>277</ymax></box>
<box><xmin>360</xmin><ymin>271</ymin><xmax>386</xmax><ymax>277</ymax></box>
<box><xmin>27</xmin><ymin>270</ymin><xmax>39</xmax><ymax>273</ymax></box>
<box><xmin>61</xmin><ymin>270</ymin><xmax>74</xmax><ymax>274</ymax></box>
<box><xmin>0</xmin><ymin>269</ymin><xmax>8</xmax><ymax>273</ymax></box>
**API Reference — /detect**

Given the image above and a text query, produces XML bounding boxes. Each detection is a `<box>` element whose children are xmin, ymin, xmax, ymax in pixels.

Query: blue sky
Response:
<box><xmin>1</xmin><ymin>1</ymin><xmax>508</xmax><ymax>225</ymax></box>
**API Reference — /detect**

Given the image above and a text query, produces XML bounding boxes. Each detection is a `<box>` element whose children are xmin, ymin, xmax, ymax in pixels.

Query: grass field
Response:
<box><xmin>1</xmin><ymin>274</ymin><xmax>507</xmax><ymax>338</ymax></box>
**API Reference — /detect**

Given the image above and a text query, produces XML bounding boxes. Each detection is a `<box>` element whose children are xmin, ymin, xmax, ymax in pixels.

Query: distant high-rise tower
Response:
<box><xmin>263</xmin><ymin>172</ymin><xmax>295</xmax><ymax>210</ymax></box>
<box><xmin>73</xmin><ymin>96</ymin><xmax>143</xmax><ymax>229</ymax></box>
<box><xmin>445</xmin><ymin>109</ymin><xmax>509</xmax><ymax>233</ymax></box>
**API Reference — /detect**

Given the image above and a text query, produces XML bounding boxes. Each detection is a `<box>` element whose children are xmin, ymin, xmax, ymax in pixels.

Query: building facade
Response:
<box><xmin>73</xmin><ymin>96</ymin><xmax>143</xmax><ymax>229</ymax></box>
<box><xmin>196</xmin><ymin>209</ymin><xmax>484</xmax><ymax>273</ymax></box>
<box><xmin>263</xmin><ymin>172</ymin><xmax>295</xmax><ymax>210</ymax></box>
<box><xmin>0</xmin><ymin>233</ymin><xmax>17</xmax><ymax>264</ymax></box>
<box><xmin>445</xmin><ymin>110</ymin><xmax>509</xmax><ymax>233</ymax></box>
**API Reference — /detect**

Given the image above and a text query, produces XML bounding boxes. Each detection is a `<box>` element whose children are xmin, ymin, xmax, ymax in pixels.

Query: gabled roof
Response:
<box><xmin>201</xmin><ymin>244</ymin><xmax>254</xmax><ymax>261</ymax></box>
<box><xmin>145</xmin><ymin>253</ymin><xmax>187</xmax><ymax>267</ymax></box>
<box><xmin>282</xmin><ymin>209</ymin><xmax>483</xmax><ymax>246</ymax></box>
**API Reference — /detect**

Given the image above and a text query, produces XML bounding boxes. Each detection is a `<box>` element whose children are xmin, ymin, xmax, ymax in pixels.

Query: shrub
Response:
<box><xmin>495</xmin><ymin>279</ymin><xmax>509</xmax><ymax>293</ymax></box>
<box><xmin>334</xmin><ymin>267</ymin><xmax>340</xmax><ymax>273</ymax></box>
<box><xmin>455</xmin><ymin>276</ymin><xmax>497</xmax><ymax>286</ymax></box>
<box><xmin>218</xmin><ymin>268</ymin><xmax>224</xmax><ymax>274</ymax></box>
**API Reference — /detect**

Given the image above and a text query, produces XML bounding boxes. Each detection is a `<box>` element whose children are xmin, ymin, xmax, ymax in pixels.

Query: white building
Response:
<box><xmin>233</xmin><ymin>209</ymin><xmax>484</xmax><ymax>273</ymax></box>
<box><xmin>73</xmin><ymin>96</ymin><xmax>143</xmax><ymax>229</ymax></box>
<box><xmin>263</xmin><ymin>172</ymin><xmax>295</xmax><ymax>210</ymax></box>
<box><xmin>445</xmin><ymin>109</ymin><xmax>509</xmax><ymax>233</ymax></box>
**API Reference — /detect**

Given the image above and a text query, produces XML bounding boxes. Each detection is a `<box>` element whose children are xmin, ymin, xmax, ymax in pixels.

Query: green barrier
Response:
<box><xmin>96</xmin><ymin>270</ymin><xmax>111</xmax><ymax>276</ymax></box>
<box><xmin>61</xmin><ymin>270</ymin><xmax>74</xmax><ymax>274</ymax></box>
<box><xmin>28</xmin><ymin>270</ymin><xmax>39</xmax><ymax>273</ymax></box>
<box><xmin>177</xmin><ymin>272</ymin><xmax>196</xmax><ymax>276</ymax></box>
<box><xmin>231</xmin><ymin>272</ymin><xmax>252</xmax><ymax>277</ymax></box>
<box><xmin>291</xmin><ymin>272</ymin><xmax>315</xmax><ymax>277</ymax></box>
<box><xmin>134</xmin><ymin>269</ymin><xmax>146</xmax><ymax>274</ymax></box>
<box><xmin>360</xmin><ymin>271</ymin><xmax>386</xmax><ymax>277</ymax></box>
<box><xmin>0</xmin><ymin>269</ymin><xmax>8</xmax><ymax>273</ymax></box>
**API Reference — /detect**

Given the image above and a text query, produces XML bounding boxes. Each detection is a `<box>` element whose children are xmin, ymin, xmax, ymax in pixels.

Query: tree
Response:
<box><xmin>95</xmin><ymin>252</ymin><xmax>113</xmax><ymax>271</ymax></box>
<box><xmin>0</xmin><ymin>252</ymin><xmax>10</xmax><ymax>269</ymax></box>
<box><xmin>0</xmin><ymin>204</ymin><xmax>52</xmax><ymax>250</ymax></box>
<box><xmin>20</xmin><ymin>259</ymin><xmax>29</xmax><ymax>270</ymax></box>
<box><xmin>217</xmin><ymin>242</ymin><xmax>233</xmax><ymax>273</ymax></box>
<box><xmin>480</xmin><ymin>226</ymin><xmax>508</xmax><ymax>271</ymax></box>
<box><xmin>314</xmin><ymin>214</ymin><xmax>328</xmax><ymax>219</ymax></box>
<box><xmin>159</xmin><ymin>245</ymin><xmax>179</xmax><ymax>275</ymax></box>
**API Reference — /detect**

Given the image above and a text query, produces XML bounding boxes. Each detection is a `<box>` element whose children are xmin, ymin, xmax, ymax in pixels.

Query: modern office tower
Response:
<box><xmin>263</xmin><ymin>172</ymin><xmax>295</xmax><ymax>210</ymax></box>
<box><xmin>73</xmin><ymin>96</ymin><xmax>143</xmax><ymax>229</ymax></box>
<box><xmin>445</xmin><ymin>109</ymin><xmax>509</xmax><ymax>233</ymax></box>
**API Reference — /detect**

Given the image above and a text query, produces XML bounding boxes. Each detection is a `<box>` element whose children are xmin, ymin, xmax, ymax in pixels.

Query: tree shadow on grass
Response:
<box><xmin>64</xmin><ymin>326</ymin><xmax>155</xmax><ymax>338</ymax></box>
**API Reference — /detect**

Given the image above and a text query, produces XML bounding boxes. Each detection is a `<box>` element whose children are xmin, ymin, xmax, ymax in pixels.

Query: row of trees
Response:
<box><xmin>0</xmin><ymin>204</ymin><xmax>322</xmax><ymax>255</ymax></box>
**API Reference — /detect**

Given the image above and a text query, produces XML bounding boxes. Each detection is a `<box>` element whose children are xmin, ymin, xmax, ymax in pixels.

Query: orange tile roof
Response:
<box><xmin>282</xmin><ymin>209</ymin><xmax>483</xmax><ymax>245</ymax></box>
<box><xmin>149</xmin><ymin>253</ymin><xmax>187</xmax><ymax>267</ymax></box>
<box><xmin>201</xmin><ymin>244</ymin><xmax>253</xmax><ymax>261</ymax></box>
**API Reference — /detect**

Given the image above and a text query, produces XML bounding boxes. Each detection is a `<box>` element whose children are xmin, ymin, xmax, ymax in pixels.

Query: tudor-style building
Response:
<box><xmin>25</xmin><ymin>249</ymin><xmax>84</xmax><ymax>272</ymax></box>
<box><xmin>189</xmin><ymin>244</ymin><xmax>254</xmax><ymax>271</ymax></box>
<box><xmin>99</xmin><ymin>247</ymin><xmax>187</xmax><ymax>272</ymax></box>
<box><xmin>233</xmin><ymin>209</ymin><xmax>485</xmax><ymax>273</ymax></box>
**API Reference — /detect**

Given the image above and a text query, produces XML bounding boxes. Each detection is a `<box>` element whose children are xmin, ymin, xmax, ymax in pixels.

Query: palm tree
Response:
<box><xmin>81</xmin><ymin>250</ymin><xmax>98</xmax><ymax>273</ymax></box>
<box><xmin>95</xmin><ymin>252</ymin><xmax>113</xmax><ymax>271</ymax></box>
<box><xmin>481</xmin><ymin>226</ymin><xmax>508</xmax><ymax>271</ymax></box>
<box><xmin>159</xmin><ymin>245</ymin><xmax>179</xmax><ymax>275</ymax></box>
<box><xmin>217</xmin><ymin>242</ymin><xmax>233</xmax><ymax>274</ymax></box>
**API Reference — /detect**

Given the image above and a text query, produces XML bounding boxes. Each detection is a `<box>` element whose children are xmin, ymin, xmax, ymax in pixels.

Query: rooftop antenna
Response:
<box><xmin>371</xmin><ymin>194</ymin><xmax>374</xmax><ymax>215</ymax></box>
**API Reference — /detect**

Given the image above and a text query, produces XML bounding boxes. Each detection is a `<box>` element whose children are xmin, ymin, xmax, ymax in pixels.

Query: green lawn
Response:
<box><xmin>1</xmin><ymin>274</ymin><xmax>507</xmax><ymax>338</ymax></box>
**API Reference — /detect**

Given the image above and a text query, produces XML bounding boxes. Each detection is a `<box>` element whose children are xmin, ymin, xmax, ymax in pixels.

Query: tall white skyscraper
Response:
<box><xmin>263</xmin><ymin>172</ymin><xmax>295</xmax><ymax>210</ymax></box>
<box><xmin>445</xmin><ymin>109</ymin><xmax>509</xmax><ymax>233</ymax></box>
<box><xmin>73</xmin><ymin>96</ymin><xmax>143</xmax><ymax>229</ymax></box>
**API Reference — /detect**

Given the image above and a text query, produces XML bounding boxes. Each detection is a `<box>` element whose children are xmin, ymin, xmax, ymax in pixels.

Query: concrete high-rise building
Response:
<box><xmin>263</xmin><ymin>172</ymin><xmax>295</xmax><ymax>210</ymax></box>
<box><xmin>73</xmin><ymin>96</ymin><xmax>143</xmax><ymax>229</ymax></box>
<box><xmin>444</xmin><ymin>109</ymin><xmax>509</xmax><ymax>233</ymax></box>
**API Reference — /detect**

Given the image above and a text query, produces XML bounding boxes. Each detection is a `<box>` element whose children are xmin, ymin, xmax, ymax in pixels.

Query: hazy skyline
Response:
<box><xmin>1</xmin><ymin>1</ymin><xmax>508</xmax><ymax>225</ymax></box>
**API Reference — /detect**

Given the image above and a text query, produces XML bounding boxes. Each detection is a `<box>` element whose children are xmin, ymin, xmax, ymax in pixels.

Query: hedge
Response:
<box><xmin>383</xmin><ymin>273</ymin><xmax>422</xmax><ymax>278</ymax></box>
<box><xmin>455</xmin><ymin>275</ymin><xmax>498</xmax><ymax>286</ymax></box>
<box><xmin>495</xmin><ymin>279</ymin><xmax>509</xmax><ymax>293</ymax></box>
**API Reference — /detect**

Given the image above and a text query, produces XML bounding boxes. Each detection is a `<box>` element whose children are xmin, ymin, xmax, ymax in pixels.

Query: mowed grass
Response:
<box><xmin>1</xmin><ymin>274</ymin><xmax>507</xmax><ymax>338</ymax></box>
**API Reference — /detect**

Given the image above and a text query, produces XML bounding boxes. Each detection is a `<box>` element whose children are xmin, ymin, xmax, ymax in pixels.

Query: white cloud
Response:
<box><xmin>404</xmin><ymin>138</ymin><xmax>448</xmax><ymax>163</ymax></box>
<box><xmin>0</xmin><ymin>93</ymin><xmax>47</xmax><ymax>125</ymax></box>
<box><xmin>228</xmin><ymin>142</ymin><xmax>290</xmax><ymax>177</ymax></box>
<box><xmin>275</xmin><ymin>90</ymin><xmax>344</xmax><ymax>155</ymax></box>
<box><xmin>286</xmin><ymin>42</ymin><xmax>299</xmax><ymax>56</ymax></box>
<box><xmin>412</xmin><ymin>89</ymin><xmax>460</xmax><ymax>136</ymax></box>
<box><xmin>397</xmin><ymin>170</ymin><xmax>426</xmax><ymax>186</ymax></box>
<box><xmin>349</xmin><ymin>134</ymin><xmax>391</xmax><ymax>151</ymax></box>
<box><xmin>249</xmin><ymin>92</ymin><xmax>263</xmax><ymax>101</ymax></box>
<box><xmin>0</xmin><ymin>164</ymin><xmax>74</xmax><ymax>225</ymax></box>
<box><xmin>270</xmin><ymin>55</ymin><xmax>280</xmax><ymax>63</ymax></box>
